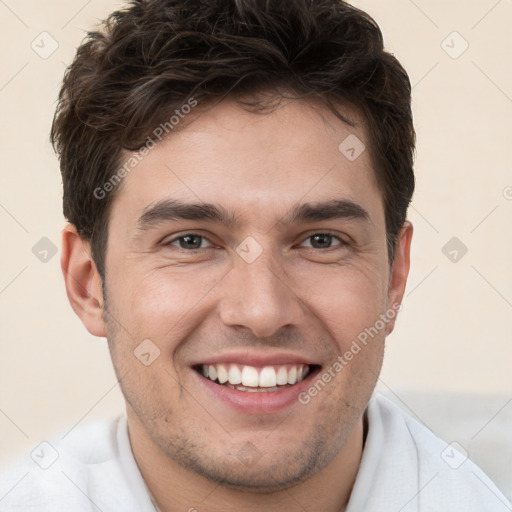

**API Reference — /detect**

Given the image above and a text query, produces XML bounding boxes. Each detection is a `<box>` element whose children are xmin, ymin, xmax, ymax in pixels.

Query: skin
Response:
<box><xmin>62</xmin><ymin>98</ymin><xmax>412</xmax><ymax>512</ymax></box>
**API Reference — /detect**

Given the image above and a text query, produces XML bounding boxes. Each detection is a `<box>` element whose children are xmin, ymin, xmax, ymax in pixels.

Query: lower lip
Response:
<box><xmin>193</xmin><ymin>367</ymin><xmax>319</xmax><ymax>415</ymax></box>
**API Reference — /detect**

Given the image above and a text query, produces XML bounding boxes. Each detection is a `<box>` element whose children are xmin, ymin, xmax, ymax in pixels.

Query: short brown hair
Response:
<box><xmin>51</xmin><ymin>0</ymin><xmax>415</xmax><ymax>279</ymax></box>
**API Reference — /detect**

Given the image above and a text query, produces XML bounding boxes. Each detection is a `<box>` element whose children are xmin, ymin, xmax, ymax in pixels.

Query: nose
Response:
<box><xmin>218</xmin><ymin>247</ymin><xmax>305</xmax><ymax>339</ymax></box>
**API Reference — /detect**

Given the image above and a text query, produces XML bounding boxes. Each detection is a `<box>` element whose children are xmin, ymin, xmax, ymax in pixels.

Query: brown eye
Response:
<box><xmin>301</xmin><ymin>234</ymin><xmax>343</xmax><ymax>249</ymax></box>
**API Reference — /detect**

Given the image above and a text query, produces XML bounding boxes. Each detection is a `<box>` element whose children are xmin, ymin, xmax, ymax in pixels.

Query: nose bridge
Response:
<box><xmin>218</xmin><ymin>243</ymin><xmax>303</xmax><ymax>338</ymax></box>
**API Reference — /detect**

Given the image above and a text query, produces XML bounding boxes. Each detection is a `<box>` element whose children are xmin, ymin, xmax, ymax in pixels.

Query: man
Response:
<box><xmin>0</xmin><ymin>0</ymin><xmax>509</xmax><ymax>510</ymax></box>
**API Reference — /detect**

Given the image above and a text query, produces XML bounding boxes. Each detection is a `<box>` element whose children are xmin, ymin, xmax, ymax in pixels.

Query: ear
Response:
<box><xmin>61</xmin><ymin>223</ymin><xmax>106</xmax><ymax>337</ymax></box>
<box><xmin>386</xmin><ymin>221</ymin><xmax>413</xmax><ymax>335</ymax></box>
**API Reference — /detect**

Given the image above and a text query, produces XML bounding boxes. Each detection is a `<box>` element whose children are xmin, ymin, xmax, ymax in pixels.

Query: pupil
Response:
<box><xmin>181</xmin><ymin>235</ymin><xmax>201</xmax><ymax>249</ymax></box>
<box><xmin>312</xmin><ymin>234</ymin><xmax>331</xmax><ymax>248</ymax></box>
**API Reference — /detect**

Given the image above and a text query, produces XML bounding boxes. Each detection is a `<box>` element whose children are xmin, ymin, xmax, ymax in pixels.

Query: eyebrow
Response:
<box><xmin>136</xmin><ymin>198</ymin><xmax>370</xmax><ymax>231</ymax></box>
<box><xmin>137</xmin><ymin>199</ymin><xmax>239</xmax><ymax>229</ymax></box>
<box><xmin>283</xmin><ymin>199</ymin><xmax>370</xmax><ymax>225</ymax></box>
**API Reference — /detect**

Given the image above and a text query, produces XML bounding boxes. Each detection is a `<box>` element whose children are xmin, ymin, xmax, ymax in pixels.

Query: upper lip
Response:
<box><xmin>191</xmin><ymin>351</ymin><xmax>320</xmax><ymax>368</ymax></box>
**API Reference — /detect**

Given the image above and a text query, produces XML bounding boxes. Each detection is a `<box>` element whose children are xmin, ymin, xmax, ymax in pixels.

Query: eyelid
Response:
<box><xmin>164</xmin><ymin>233</ymin><xmax>215</xmax><ymax>249</ymax></box>
<box><xmin>298</xmin><ymin>231</ymin><xmax>348</xmax><ymax>248</ymax></box>
<box><xmin>162</xmin><ymin>230</ymin><xmax>349</xmax><ymax>251</ymax></box>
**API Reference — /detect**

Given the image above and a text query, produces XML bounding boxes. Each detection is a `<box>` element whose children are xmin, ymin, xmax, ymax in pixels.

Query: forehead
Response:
<box><xmin>110</xmin><ymin>98</ymin><xmax>383</xmax><ymax>229</ymax></box>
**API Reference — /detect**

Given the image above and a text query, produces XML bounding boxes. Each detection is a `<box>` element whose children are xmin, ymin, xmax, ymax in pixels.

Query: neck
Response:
<box><xmin>128</xmin><ymin>412</ymin><xmax>363</xmax><ymax>512</ymax></box>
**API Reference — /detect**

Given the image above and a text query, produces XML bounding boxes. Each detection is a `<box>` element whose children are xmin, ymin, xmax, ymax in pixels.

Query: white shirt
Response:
<box><xmin>0</xmin><ymin>395</ymin><xmax>509</xmax><ymax>511</ymax></box>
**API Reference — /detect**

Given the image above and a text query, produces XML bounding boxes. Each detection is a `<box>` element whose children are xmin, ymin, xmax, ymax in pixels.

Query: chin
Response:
<box><xmin>157</xmin><ymin>423</ymin><xmax>337</xmax><ymax>492</ymax></box>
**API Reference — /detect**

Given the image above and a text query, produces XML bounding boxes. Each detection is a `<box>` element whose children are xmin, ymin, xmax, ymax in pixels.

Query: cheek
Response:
<box><xmin>109</xmin><ymin>265</ymin><xmax>226</xmax><ymax>348</ymax></box>
<box><xmin>107</xmin><ymin>245</ymin><xmax>389</xmax><ymax>355</ymax></box>
<box><xmin>292</xmin><ymin>261</ymin><xmax>389</xmax><ymax>350</ymax></box>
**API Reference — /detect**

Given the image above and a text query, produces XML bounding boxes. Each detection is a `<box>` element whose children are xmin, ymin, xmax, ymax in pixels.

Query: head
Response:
<box><xmin>55</xmin><ymin>0</ymin><xmax>414</xmax><ymax>493</ymax></box>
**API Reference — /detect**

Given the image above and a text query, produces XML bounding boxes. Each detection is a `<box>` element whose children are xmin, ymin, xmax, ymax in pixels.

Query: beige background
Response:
<box><xmin>1</xmin><ymin>0</ymin><xmax>511</xmax><ymax>493</ymax></box>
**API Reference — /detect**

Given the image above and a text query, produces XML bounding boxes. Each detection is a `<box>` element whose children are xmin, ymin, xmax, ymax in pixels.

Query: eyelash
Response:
<box><xmin>164</xmin><ymin>232</ymin><xmax>347</xmax><ymax>251</ymax></box>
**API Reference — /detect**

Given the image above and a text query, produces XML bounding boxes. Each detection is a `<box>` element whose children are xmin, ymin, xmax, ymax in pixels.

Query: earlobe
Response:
<box><xmin>386</xmin><ymin>221</ymin><xmax>413</xmax><ymax>335</ymax></box>
<box><xmin>61</xmin><ymin>224</ymin><xmax>106</xmax><ymax>337</ymax></box>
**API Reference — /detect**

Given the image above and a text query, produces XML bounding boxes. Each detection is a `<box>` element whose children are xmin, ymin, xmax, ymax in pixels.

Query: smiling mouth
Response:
<box><xmin>194</xmin><ymin>363</ymin><xmax>321</xmax><ymax>392</ymax></box>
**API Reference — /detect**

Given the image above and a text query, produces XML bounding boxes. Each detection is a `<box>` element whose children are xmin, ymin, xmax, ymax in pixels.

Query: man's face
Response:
<box><xmin>99</xmin><ymin>98</ymin><xmax>408</xmax><ymax>489</ymax></box>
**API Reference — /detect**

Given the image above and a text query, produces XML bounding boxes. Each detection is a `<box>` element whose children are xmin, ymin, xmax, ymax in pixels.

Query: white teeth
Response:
<box><xmin>217</xmin><ymin>364</ymin><xmax>228</xmax><ymax>384</ymax></box>
<box><xmin>208</xmin><ymin>365</ymin><xmax>217</xmax><ymax>381</ymax></box>
<box><xmin>287</xmin><ymin>366</ymin><xmax>297</xmax><ymax>385</ymax></box>
<box><xmin>228</xmin><ymin>364</ymin><xmax>242</xmax><ymax>385</ymax></box>
<box><xmin>241</xmin><ymin>366</ymin><xmax>259</xmax><ymax>387</ymax></box>
<box><xmin>259</xmin><ymin>366</ymin><xmax>277</xmax><ymax>387</ymax></box>
<box><xmin>276</xmin><ymin>366</ymin><xmax>288</xmax><ymax>385</ymax></box>
<box><xmin>200</xmin><ymin>363</ymin><xmax>311</xmax><ymax>389</ymax></box>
